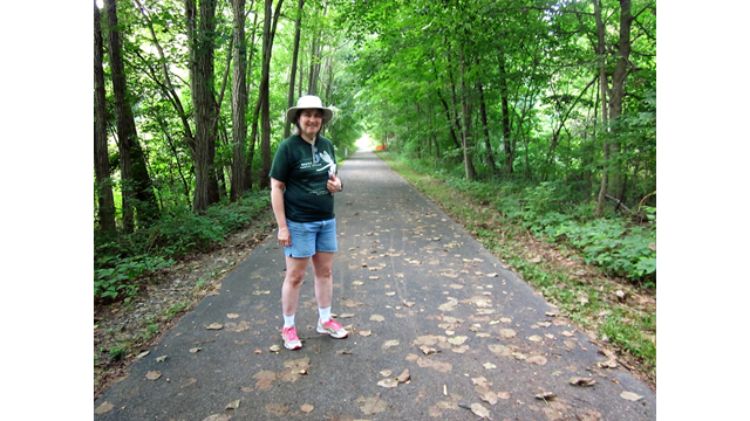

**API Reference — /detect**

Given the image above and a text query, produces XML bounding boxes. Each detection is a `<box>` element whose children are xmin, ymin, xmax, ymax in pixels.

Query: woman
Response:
<box><xmin>269</xmin><ymin>95</ymin><xmax>347</xmax><ymax>350</ymax></box>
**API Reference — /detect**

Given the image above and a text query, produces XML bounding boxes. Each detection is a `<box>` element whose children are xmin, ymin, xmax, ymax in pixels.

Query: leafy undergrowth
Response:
<box><xmin>95</xmin><ymin>192</ymin><xmax>271</xmax><ymax>304</ymax></box>
<box><xmin>380</xmin><ymin>153</ymin><xmax>656</xmax><ymax>385</ymax></box>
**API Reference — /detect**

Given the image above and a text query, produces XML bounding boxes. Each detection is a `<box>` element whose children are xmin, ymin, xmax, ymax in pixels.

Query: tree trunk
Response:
<box><xmin>458</xmin><ymin>45</ymin><xmax>476</xmax><ymax>181</ymax></box>
<box><xmin>105</xmin><ymin>0</ymin><xmax>159</xmax><ymax>231</ymax></box>
<box><xmin>187</xmin><ymin>0</ymin><xmax>218</xmax><ymax>212</ymax></box>
<box><xmin>594</xmin><ymin>0</ymin><xmax>610</xmax><ymax>216</ymax></box>
<box><xmin>259</xmin><ymin>0</ymin><xmax>284</xmax><ymax>189</ymax></box>
<box><xmin>94</xmin><ymin>2</ymin><xmax>117</xmax><ymax>235</ymax></box>
<box><xmin>498</xmin><ymin>51</ymin><xmax>513</xmax><ymax>174</ymax></box>
<box><xmin>476</xmin><ymin>77</ymin><xmax>497</xmax><ymax>176</ymax></box>
<box><xmin>284</xmin><ymin>0</ymin><xmax>305</xmax><ymax>138</ymax></box>
<box><xmin>608</xmin><ymin>0</ymin><xmax>633</xmax><ymax>203</ymax></box>
<box><xmin>230</xmin><ymin>0</ymin><xmax>247</xmax><ymax>201</ymax></box>
<box><xmin>306</xmin><ymin>1</ymin><xmax>326</xmax><ymax>96</ymax></box>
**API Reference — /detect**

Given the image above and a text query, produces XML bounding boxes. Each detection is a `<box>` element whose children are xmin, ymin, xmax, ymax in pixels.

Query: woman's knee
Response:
<box><xmin>285</xmin><ymin>270</ymin><xmax>306</xmax><ymax>286</ymax></box>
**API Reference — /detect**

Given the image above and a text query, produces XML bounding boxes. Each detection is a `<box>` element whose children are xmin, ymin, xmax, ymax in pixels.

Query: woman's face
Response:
<box><xmin>298</xmin><ymin>109</ymin><xmax>323</xmax><ymax>138</ymax></box>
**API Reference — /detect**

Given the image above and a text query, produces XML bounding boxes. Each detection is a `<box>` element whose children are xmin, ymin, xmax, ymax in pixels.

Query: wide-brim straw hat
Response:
<box><xmin>286</xmin><ymin>95</ymin><xmax>334</xmax><ymax>124</ymax></box>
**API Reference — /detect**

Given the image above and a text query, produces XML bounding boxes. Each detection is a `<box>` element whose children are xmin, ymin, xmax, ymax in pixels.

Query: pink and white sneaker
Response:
<box><xmin>316</xmin><ymin>318</ymin><xmax>349</xmax><ymax>339</ymax></box>
<box><xmin>281</xmin><ymin>326</ymin><xmax>302</xmax><ymax>350</ymax></box>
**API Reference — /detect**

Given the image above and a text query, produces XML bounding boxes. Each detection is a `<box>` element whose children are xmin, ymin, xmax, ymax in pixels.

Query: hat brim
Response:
<box><xmin>286</xmin><ymin>107</ymin><xmax>334</xmax><ymax>124</ymax></box>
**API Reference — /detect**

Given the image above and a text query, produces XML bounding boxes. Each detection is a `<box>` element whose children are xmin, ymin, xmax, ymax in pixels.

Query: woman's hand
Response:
<box><xmin>327</xmin><ymin>174</ymin><xmax>343</xmax><ymax>193</ymax></box>
<box><xmin>278</xmin><ymin>226</ymin><xmax>291</xmax><ymax>247</ymax></box>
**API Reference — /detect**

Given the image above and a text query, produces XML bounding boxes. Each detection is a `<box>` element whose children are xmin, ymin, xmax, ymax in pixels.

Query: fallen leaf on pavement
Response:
<box><xmin>527</xmin><ymin>355</ymin><xmax>548</xmax><ymax>365</ymax></box>
<box><xmin>300</xmin><ymin>404</ymin><xmax>314</xmax><ymax>413</ymax></box>
<box><xmin>370</xmin><ymin>314</ymin><xmax>385</xmax><ymax>322</ymax></box>
<box><xmin>382</xmin><ymin>340</ymin><xmax>400</xmax><ymax>350</ymax></box>
<box><xmin>359</xmin><ymin>329</ymin><xmax>372</xmax><ymax>337</ymax></box>
<box><xmin>397</xmin><ymin>368</ymin><xmax>410</xmax><ymax>383</ymax></box>
<box><xmin>225</xmin><ymin>400</ymin><xmax>240</xmax><ymax>410</ymax></box>
<box><xmin>569</xmin><ymin>377</ymin><xmax>596</xmax><ymax>387</ymax></box>
<box><xmin>189</xmin><ymin>347</ymin><xmax>201</xmax><ymax>353</ymax></box>
<box><xmin>497</xmin><ymin>391</ymin><xmax>511</xmax><ymax>400</ymax></box>
<box><xmin>338</xmin><ymin>313</ymin><xmax>355</xmax><ymax>318</ymax></box>
<box><xmin>226</xmin><ymin>313</ymin><xmax>240</xmax><ymax>319</ymax></box>
<box><xmin>206</xmin><ymin>323</ymin><xmax>223</xmax><ymax>330</ymax></box>
<box><xmin>448</xmin><ymin>336</ymin><xmax>468</xmax><ymax>345</ymax></box>
<box><xmin>535</xmin><ymin>391</ymin><xmax>556</xmax><ymax>401</ymax></box>
<box><xmin>253</xmin><ymin>370</ymin><xmax>276</xmax><ymax>390</ymax></box>
<box><xmin>377</xmin><ymin>378</ymin><xmax>398</xmax><ymax>388</ymax></box>
<box><xmin>475</xmin><ymin>385</ymin><xmax>498</xmax><ymax>405</ymax></box>
<box><xmin>135</xmin><ymin>350</ymin><xmax>150</xmax><ymax>359</ymax></box>
<box><xmin>145</xmin><ymin>371</ymin><xmax>161</xmax><ymax>380</ymax></box>
<box><xmin>269</xmin><ymin>344</ymin><xmax>281</xmax><ymax>353</ymax></box>
<box><xmin>470</xmin><ymin>402</ymin><xmax>491</xmax><ymax>418</ymax></box>
<box><xmin>620</xmin><ymin>391</ymin><xmax>643</xmax><ymax>401</ymax></box>
<box><xmin>483</xmin><ymin>362</ymin><xmax>496</xmax><ymax>369</ymax></box>
<box><xmin>94</xmin><ymin>401</ymin><xmax>113</xmax><ymax>415</ymax></box>
<box><xmin>156</xmin><ymin>355</ymin><xmax>168</xmax><ymax>363</ymax></box>
<box><xmin>499</xmin><ymin>328</ymin><xmax>517</xmax><ymax>339</ymax></box>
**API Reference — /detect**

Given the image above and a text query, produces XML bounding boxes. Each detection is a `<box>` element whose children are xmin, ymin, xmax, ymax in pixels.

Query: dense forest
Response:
<box><xmin>94</xmin><ymin>0</ymin><xmax>656</xmax><ymax>301</ymax></box>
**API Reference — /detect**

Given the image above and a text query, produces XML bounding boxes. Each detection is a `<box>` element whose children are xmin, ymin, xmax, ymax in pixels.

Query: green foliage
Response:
<box><xmin>94</xmin><ymin>192</ymin><xmax>270</xmax><ymax>302</ymax></box>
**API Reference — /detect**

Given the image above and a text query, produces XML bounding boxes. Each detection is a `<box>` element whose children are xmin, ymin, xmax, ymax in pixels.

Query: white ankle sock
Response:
<box><xmin>283</xmin><ymin>314</ymin><xmax>295</xmax><ymax>328</ymax></box>
<box><xmin>318</xmin><ymin>306</ymin><xmax>331</xmax><ymax>323</ymax></box>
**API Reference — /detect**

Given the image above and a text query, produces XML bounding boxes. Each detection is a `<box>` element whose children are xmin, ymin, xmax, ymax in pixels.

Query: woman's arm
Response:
<box><xmin>270</xmin><ymin>177</ymin><xmax>291</xmax><ymax>246</ymax></box>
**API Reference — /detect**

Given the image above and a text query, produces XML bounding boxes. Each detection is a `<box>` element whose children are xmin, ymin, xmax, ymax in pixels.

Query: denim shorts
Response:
<box><xmin>284</xmin><ymin>218</ymin><xmax>338</xmax><ymax>258</ymax></box>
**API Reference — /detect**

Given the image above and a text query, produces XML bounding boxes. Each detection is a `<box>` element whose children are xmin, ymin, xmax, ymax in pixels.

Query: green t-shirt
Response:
<box><xmin>269</xmin><ymin>134</ymin><xmax>337</xmax><ymax>222</ymax></box>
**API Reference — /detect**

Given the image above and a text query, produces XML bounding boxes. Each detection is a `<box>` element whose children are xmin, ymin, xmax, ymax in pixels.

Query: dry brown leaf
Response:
<box><xmin>356</xmin><ymin>395</ymin><xmax>388</xmax><ymax>415</ymax></box>
<box><xmin>377</xmin><ymin>378</ymin><xmax>398</xmax><ymax>388</ymax></box>
<box><xmin>598</xmin><ymin>358</ymin><xmax>618</xmax><ymax>368</ymax></box>
<box><xmin>370</xmin><ymin>314</ymin><xmax>385</xmax><ymax>322</ymax></box>
<box><xmin>385</xmin><ymin>291</ymin><xmax>396</xmax><ymax>296</ymax></box>
<box><xmin>512</xmin><ymin>352</ymin><xmax>527</xmax><ymax>360</ymax></box>
<box><xmin>206</xmin><ymin>323</ymin><xmax>224</xmax><ymax>330</ymax></box>
<box><xmin>416</xmin><ymin>357</ymin><xmax>452</xmax><ymax>373</ymax></box>
<box><xmin>145</xmin><ymin>370</ymin><xmax>161</xmax><ymax>380</ymax></box>
<box><xmin>475</xmin><ymin>385</ymin><xmax>498</xmax><ymax>405</ymax></box>
<box><xmin>352</xmin><ymin>280</ymin><xmax>364</xmax><ymax>286</ymax></box>
<box><xmin>225</xmin><ymin>399</ymin><xmax>240</xmax><ymax>410</ymax></box>
<box><xmin>189</xmin><ymin>347</ymin><xmax>202</xmax><ymax>353</ymax></box>
<box><xmin>499</xmin><ymin>328</ymin><xmax>517</xmax><ymax>339</ymax></box>
<box><xmin>438</xmin><ymin>298</ymin><xmax>459</xmax><ymax>311</ymax></box>
<box><xmin>420</xmin><ymin>345</ymin><xmax>438</xmax><ymax>355</ymax></box>
<box><xmin>620</xmin><ymin>391</ymin><xmax>643</xmax><ymax>401</ymax></box>
<box><xmin>451</xmin><ymin>345</ymin><xmax>469</xmax><ymax>354</ymax></box>
<box><xmin>253</xmin><ymin>370</ymin><xmax>277</xmax><ymax>391</ymax></box>
<box><xmin>300</xmin><ymin>403</ymin><xmax>314</xmax><ymax>414</ymax></box>
<box><xmin>562</xmin><ymin>330</ymin><xmax>574</xmax><ymax>337</ymax></box>
<box><xmin>382</xmin><ymin>339</ymin><xmax>400</xmax><ymax>350</ymax></box>
<box><xmin>397</xmin><ymin>368</ymin><xmax>411</xmax><ymax>383</ymax></box>
<box><xmin>135</xmin><ymin>350</ymin><xmax>150</xmax><ymax>359</ymax></box>
<box><xmin>569</xmin><ymin>377</ymin><xmax>596</xmax><ymax>387</ymax></box>
<box><xmin>497</xmin><ymin>391</ymin><xmax>511</xmax><ymax>400</ymax></box>
<box><xmin>379</xmin><ymin>369</ymin><xmax>393</xmax><ymax>377</ymax></box>
<box><xmin>527</xmin><ymin>335</ymin><xmax>543</xmax><ymax>342</ymax></box>
<box><xmin>470</xmin><ymin>402</ymin><xmax>491</xmax><ymax>418</ymax></box>
<box><xmin>94</xmin><ymin>401</ymin><xmax>114</xmax><ymax>415</ymax></box>
<box><xmin>269</xmin><ymin>344</ymin><xmax>281</xmax><ymax>353</ymax></box>
<box><xmin>482</xmin><ymin>362</ymin><xmax>497</xmax><ymax>369</ymax></box>
<box><xmin>226</xmin><ymin>313</ymin><xmax>240</xmax><ymax>319</ymax></box>
<box><xmin>359</xmin><ymin>329</ymin><xmax>372</xmax><ymax>337</ymax></box>
<box><xmin>448</xmin><ymin>336</ymin><xmax>468</xmax><ymax>345</ymax></box>
<box><xmin>527</xmin><ymin>355</ymin><xmax>548</xmax><ymax>365</ymax></box>
<box><xmin>338</xmin><ymin>313</ymin><xmax>356</xmax><ymax>318</ymax></box>
<box><xmin>487</xmin><ymin>344</ymin><xmax>511</xmax><ymax>357</ymax></box>
<box><xmin>535</xmin><ymin>391</ymin><xmax>556</xmax><ymax>401</ymax></box>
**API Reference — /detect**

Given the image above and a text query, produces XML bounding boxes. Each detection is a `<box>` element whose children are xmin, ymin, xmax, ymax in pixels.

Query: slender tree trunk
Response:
<box><xmin>156</xmin><ymin>115</ymin><xmax>192</xmax><ymax>207</ymax></box>
<box><xmin>230</xmin><ymin>0</ymin><xmax>247</xmax><ymax>201</ymax></box>
<box><xmin>458</xmin><ymin>45</ymin><xmax>476</xmax><ymax>181</ymax></box>
<box><xmin>594</xmin><ymin>0</ymin><xmax>610</xmax><ymax>216</ymax></box>
<box><xmin>435</xmin><ymin>88</ymin><xmax>461</xmax><ymax>149</ymax></box>
<box><xmin>259</xmin><ymin>0</ymin><xmax>284</xmax><ymax>189</ymax></box>
<box><xmin>498</xmin><ymin>51</ymin><xmax>513</xmax><ymax>174</ymax></box>
<box><xmin>608</xmin><ymin>0</ymin><xmax>633</xmax><ymax>203</ymax></box>
<box><xmin>105</xmin><ymin>0</ymin><xmax>159</xmax><ymax>231</ymax></box>
<box><xmin>187</xmin><ymin>0</ymin><xmax>218</xmax><ymax>212</ymax></box>
<box><xmin>284</xmin><ymin>0</ymin><xmax>305</xmax><ymax>138</ymax></box>
<box><xmin>476</xmin><ymin>78</ymin><xmax>497</xmax><ymax>176</ymax></box>
<box><xmin>242</xmin><ymin>8</ymin><xmax>260</xmax><ymax>192</ymax></box>
<box><xmin>306</xmin><ymin>1</ymin><xmax>326</xmax><ymax>95</ymax></box>
<box><xmin>94</xmin><ymin>2</ymin><xmax>117</xmax><ymax>234</ymax></box>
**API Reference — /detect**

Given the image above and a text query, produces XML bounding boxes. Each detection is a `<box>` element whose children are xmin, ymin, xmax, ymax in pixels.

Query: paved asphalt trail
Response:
<box><xmin>95</xmin><ymin>151</ymin><xmax>655</xmax><ymax>420</ymax></box>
